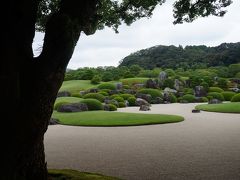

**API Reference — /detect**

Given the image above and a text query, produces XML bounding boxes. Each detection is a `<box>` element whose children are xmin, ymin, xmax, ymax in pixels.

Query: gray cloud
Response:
<box><xmin>33</xmin><ymin>0</ymin><xmax>240</xmax><ymax>69</ymax></box>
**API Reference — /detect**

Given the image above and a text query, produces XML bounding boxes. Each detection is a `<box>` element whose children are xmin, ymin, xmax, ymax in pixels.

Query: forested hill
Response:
<box><xmin>119</xmin><ymin>42</ymin><xmax>240</xmax><ymax>69</ymax></box>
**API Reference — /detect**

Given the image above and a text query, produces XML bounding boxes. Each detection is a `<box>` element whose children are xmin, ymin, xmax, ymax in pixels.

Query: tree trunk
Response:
<box><xmin>1</xmin><ymin>1</ymin><xmax>98</xmax><ymax>179</ymax></box>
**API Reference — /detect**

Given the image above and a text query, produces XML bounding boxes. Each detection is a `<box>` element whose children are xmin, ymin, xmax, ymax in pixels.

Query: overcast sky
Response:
<box><xmin>33</xmin><ymin>0</ymin><xmax>240</xmax><ymax>69</ymax></box>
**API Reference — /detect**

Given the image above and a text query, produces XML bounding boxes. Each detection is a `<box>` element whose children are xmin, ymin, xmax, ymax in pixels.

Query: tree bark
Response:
<box><xmin>1</xmin><ymin>0</ymin><xmax>98</xmax><ymax>179</ymax></box>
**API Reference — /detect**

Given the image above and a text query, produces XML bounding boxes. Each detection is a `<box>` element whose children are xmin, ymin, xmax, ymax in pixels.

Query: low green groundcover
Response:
<box><xmin>48</xmin><ymin>169</ymin><xmax>120</xmax><ymax>180</ymax></box>
<box><xmin>195</xmin><ymin>102</ymin><xmax>240</xmax><ymax>113</ymax></box>
<box><xmin>52</xmin><ymin>111</ymin><xmax>184</xmax><ymax>126</ymax></box>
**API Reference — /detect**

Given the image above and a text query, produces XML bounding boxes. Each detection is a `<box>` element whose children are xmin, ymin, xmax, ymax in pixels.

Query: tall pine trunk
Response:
<box><xmin>0</xmin><ymin>0</ymin><xmax>98</xmax><ymax>179</ymax></box>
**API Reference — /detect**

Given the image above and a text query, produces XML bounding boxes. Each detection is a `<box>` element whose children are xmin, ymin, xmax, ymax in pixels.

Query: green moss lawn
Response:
<box><xmin>52</xmin><ymin>111</ymin><xmax>184</xmax><ymax>126</ymax></box>
<box><xmin>195</xmin><ymin>102</ymin><xmax>240</xmax><ymax>113</ymax></box>
<box><xmin>60</xmin><ymin>80</ymin><xmax>97</xmax><ymax>94</ymax></box>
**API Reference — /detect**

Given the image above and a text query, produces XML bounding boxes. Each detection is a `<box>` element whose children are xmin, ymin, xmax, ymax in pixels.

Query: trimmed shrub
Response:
<box><xmin>99</xmin><ymin>89</ymin><xmax>111</xmax><ymax>93</ymax></box>
<box><xmin>221</xmin><ymin>91</ymin><xmax>236</xmax><ymax>101</ymax></box>
<box><xmin>83</xmin><ymin>93</ymin><xmax>105</xmax><ymax>102</ymax></box>
<box><xmin>123</xmin><ymin>85</ymin><xmax>130</xmax><ymax>89</ymax></box>
<box><xmin>98</xmin><ymin>91</ymin><xmax>109</xmax><ymax>96</ymax></box>
<box><xmin>182</xmin><ymin>94</ymin><xmax>196</xmax><ymax>103</ymax></box>
<box><xmin>118</xmin><ymin>102</ymin><xmax>126</xmax><ymax>108</ymax></box>
<box><xmin>208</xmin><ymin>87</ymin><xmax>224</xmax><ymax>93</ymax></box>
<box><xmin>169</xmin><ymin>94</ymin><xmax>177</xmax><ymax>103</ymax></box>
<box><xmin>207</xmin><ymin>92</ymin><xmax>224</xmax><ymax>101</ymax></box>
<box><xmin>91</xmin><ymin>75</ymin><xmax>101</xmax><ymax>84</ymax></box>
<box><xmin>231</xmin><ymin>93</ymin><xmax>240</xmax><ymax>102</ymax></box>
<box><xmin>200</xmin><ymin>97</ymin><xmax>209</xmax><ymax>102</ymax></box>
<box><xmin>98</xmin><ymin>83</ymin><xmax>116</xmax><ymax>90</ymax></box>
<box><xmin>128</xmin><ymin>97</ymin><xmax>136</xmax><ymax>106</ymax></box>
<box><xmin>80</xmin><ymin>99</ymin><xmax>103</xmax><ymax>110</ymax></box>
<box><xmin>109</xmin><ymin>104</ymin><xmax>117</xmax><ymax>111</ymax></box>
<box><xmin>71</xmin><ymin>93</ymin><xmax>82</xmax><ymax>98</ymax></box>
<box><xmin>119</xmin><ymin>94</ymin><xmax>134</xmax><ymax>100</ymax></box>
<box><xmin>54</xmin><ymin>101</ymin><xmax>70</xmax><ymax>111</ymax></box>
<box><xmin>177</xmin><ymin>97</ymin><xmax>183</xmax><ymax>103</ymax></box>
<box><xmin>110</xmin><ymin>94</ymin><xmax>120</xmax><ymax>99</ymax></box>
<box><xmin>113</xmin><ymin>96</ymin><xmax>125</xmax><ymax>103</ymax></box>
<box><xmin>138</xmin><ymin>88</ymin><xmax>162</xmax><ymax>99</ymax></box>
<box><xmin>104</xmin><ymin>104</ymin><xmax>117</xmax><ymax>111</ymax></box>
<box><xmin>183</xmin><ymin>88</ymin><xmax>194</xmax><ymax>95</ymax></box>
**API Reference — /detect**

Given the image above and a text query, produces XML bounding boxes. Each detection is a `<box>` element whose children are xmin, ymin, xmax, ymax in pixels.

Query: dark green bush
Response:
<box><xmin>118</xmin><ymin>102</ymin><xmax>126</xmax><ymax>108</ymax></box>
<box><xmin>83</xmin><ymin>93</ymin><xmax>105</xmax><ymax>102</ymax></box>
<box><xmin>123</xmin><ymin>85</ymin><xmax>130</xmax><ymax>89</ymax></box>
<box><xmin>109</xmin><ymin>104</ymin><xmax>117</xmax><ymax>111</ymax></box>
<box><xmin>221</xmin><ymin>91</ymin><xmax>236</xmax><ymax>101</ymax></box>
<box><xmin>98</xmin><ymin>83</ymin><xmax>116</xmax><ymax>90</ymax></box>
<box><xmin>80</xmin><ymin>99</ymin><xmax>103</xmax><ymax>110</ymax></box>
<box><xmin>207</xmin><ymin>92</ymin><xmax>224</xmax><ymax>101</ymax></box>
<box><xmin>110</xmin><ymin>94</ymin><xmax>120</xmax><ymax>99</ymax></box>
<box><xmin>208</xmin><ymin>87</ymin><xmax>224</xmax><ymax>93</ymax></box>
<box><xmin>182</xmin><ymin>94</ymin><xmax>196</xmax><ymax>103</ymax></box>
<box><xmin>128</xmin><ymin>97</ymin><xmax>136</xmax><ymax>106</ymax></box>
<box><xmin>119</xmin><ymin>94</ymin><xmax>134</xmax><ymax>100</ymax></box>
<box><xmin>231</xmin><ymin>93</ymin><xmax>240</xmax><ymax>102</ymax></box>
<box><xmin>200</xmin><ymin>97</ymin><xmax>209</xmax><ymax>102</ymax></box>
<box><xmin>138</xmin><ymin>88</ymin><xmax>162</xmax><ymax>99</ymax></box>
<box><xmin>183</xmin><ymin>88</ymin><xmax>194</xmax><ymax>95</ymax></box>
<box><xmin>98</xmin><ymin>91</ymin><xmax>109</xmax><ymax>96</ymax></box>
<box><xmin>169</xmin><ymin>94</ymin><xmax>177</xmax><ymax>103</ymax></box>
<box><xmin>113</xmin><ymin>96</ymin><xmax>125</xmax><ymax>103</ymax></box>
<box><xmin>91</xmin><ymin>75</ymin><xmax>101</xmax><ymax>84</ymax></box>
<box><xmin>177</xmin><ymin>97</ymin><xmax>183</xmax><ymax>102</ymax></box>
<box><xmin>54</xmin><ymin>101</ymin><xmax>70</xmax><ymax>111</ymax></box>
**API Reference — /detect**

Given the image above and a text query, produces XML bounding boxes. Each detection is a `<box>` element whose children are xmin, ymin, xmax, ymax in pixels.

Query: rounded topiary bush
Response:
<box><xmin>113</xmin><ymin>96</ymin><xmax>125</xmax><ymax>103</ymax></box>
<box><xmin>169</xmin><ymin>94</ymin><xmax>177</xmax><ymax>103</ymax></box>
<box><xmin>54</xmin><ymin>101</ymin><xmax>70</xmax><ymax>111</ymax></box>
<box><xmin>207</xmin><ymin>92</ymin><xmax>224</xmax><ymax>101</ymax></box>
<box><xmin>98</xmin><ymin>91</ymin><xmax>109</xmax><ymax>96</ymax></box>
<box><xmin>208</xmin><ymin>87</ymin><xmax>224</xmax><ymax>93</ymax></box>
<box><xmin>183</xmin><ymin>88</ymin><xmax>194</xmax><ymax>95</ymax></box>
<box><xmin>110</xmin><ymin>94</ymin><xmax>120</xmax><ymax>99</ymax></box>
<box><xmin>221</xmin><ymin>91</ymin><xmax>236</xmax><ymax>101</ymax></box>
<box><xmin>118</xmin><ymin>102</ymin><xmax>126</xmax><ymax>108</ymax></box>
<box><xmin>98</xmin><ymin>83</ymin><xmax>116</xmax><ymax>90</ymax></box>
<box><xmin>80</xmin><ymin>99</ymin><xmax>103</xmax><ymax>110</ymax></box>
<box><xmin>182</xmin><ymin>94</ymin><xmax>196</xmax><ymax>103</ymax></box>
<box><xmin>231</xmin><ymin>93</ymin><xmax>240</xmax><ymax>102</ymax></box>
<box><xmin>200</xmin><ymin>97</ymin><xmax>209</xmax><ymax>102</ymax></box>
<box><xmin>83</xmin><ymin>93</ymin><xmax>105</xmax><ymax>102</ymax></box>
<box><xmin>104</xmin><ymin>104</ymin><xmax>117</xmax><ymax>111</ymax></box>
<box><xmin>119</xmin><ymin>94</ymin><xmax>134</xmax><ymax>100</ymax></box>
<box><xmin>138</xmin><ymin>88</ymin><xmax>162</xmax><ymax>99</ymax></box>
<box><xmin>128</xmin><ymin>97</ymin><xmax>136</xmax><ymax>106</ymax></box>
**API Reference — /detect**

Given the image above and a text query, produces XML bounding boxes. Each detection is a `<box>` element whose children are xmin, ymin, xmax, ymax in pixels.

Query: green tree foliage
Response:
<box><xmin>229</xmin><ymin>64</ymin><xmax>240</xmax><ymax>77</ymax></box>
<box><xmin>91</xmin><ymin>75</ymin><xmax>102</xmax><ymax>84</ymax></box>
<box><xmin>119</xmin><ymin>43</ymin><xmax>240</xmax><ymax>69</ymax></box>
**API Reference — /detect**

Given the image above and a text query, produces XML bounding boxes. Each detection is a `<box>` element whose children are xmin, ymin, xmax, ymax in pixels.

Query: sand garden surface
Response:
<box><xmin>45</xmin><ymin>103</ymin><xmax>240</xmax><ymax>180</ymax></box>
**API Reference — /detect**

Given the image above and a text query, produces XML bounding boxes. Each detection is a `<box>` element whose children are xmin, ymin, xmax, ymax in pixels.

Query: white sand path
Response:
<box><xmin>45</xmin><ymin>103</ymin><xmax>240</xmax><ymax>180</ymax></box>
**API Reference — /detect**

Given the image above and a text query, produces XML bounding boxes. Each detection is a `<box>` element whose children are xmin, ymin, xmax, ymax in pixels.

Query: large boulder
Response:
<box><xmin>88</xmin><ymin>88</ymin><xmax>99</xmax><ymax>93</ymax></box>
<box><xmin>136</xmin><ymin>93</ymin><xmax>152</xmax><ymax>103</ymax></box>
<box><xmin>145</xmin><ymin>79</ymin><xmax>158</xmax><ymax>89</ymax></box>
<box><xmin>194</xmin><ymin>86</ymin><xmax>207</xmax><ymax>97</ymax></box>
<box><xmin>57</xmin><ymin>103</ymin><xmax>88</xmax><ymax>112</ymax></box>
<box><xmin>208</xmin><ymin>99</ymin><xmax>222</xmax><ymax>104</ymax></box>
<box><xmin>139</xmin><ymin>104</ymin><xmax>151</xmax><ymax>111</ymax></box>
<box><xmin>135</xmin><ymin>98</ymin><xmax>150</xmax><ymax>106</ymax></box>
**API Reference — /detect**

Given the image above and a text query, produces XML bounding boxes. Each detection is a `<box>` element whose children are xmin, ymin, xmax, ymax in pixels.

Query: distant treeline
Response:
<box><xmin>119</xmin><ymin>42</ymin><xmax>240</xmax><ymax>69</ymax></box>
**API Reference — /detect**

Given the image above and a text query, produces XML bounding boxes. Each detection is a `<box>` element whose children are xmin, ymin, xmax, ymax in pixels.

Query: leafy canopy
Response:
<box><xmin>37</xmin><ymin>0</ymin><xmax>232</xmax><ymax>32</ymax></box>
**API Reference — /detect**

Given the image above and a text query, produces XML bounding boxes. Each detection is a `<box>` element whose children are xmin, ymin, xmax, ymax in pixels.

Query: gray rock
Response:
<box><xmin>139</xmin><ymin>105</ymin><xmax>151</xmax><ymax>111</ymax></box>
<box><xmin>146</xmin><ymin>79</ymin><xmax>158</xmax><ymax>89</ymax></box>
<box><xmin>208</xmin><ymin>99</ymin><xmax>222</xmax><ymax>104</ymax></box>
<box><xmin>89</xmin><ymin>88</ymin><xmax>99</xmax><ymax>93</ymax></box>
<box><xmin>136</xmin><ymin>98</ymin><xmax>150</xmax><ymax>106</ymax></box>
<box><xmin>57</xmin><ymin>103</ymin><xmax>88</xmax><ymax>112</ymax></box>
<box><xmin>136</xmin><ymin>93</ymin><xmax>152</xmax><ymax>103</ymax></box>
<box><xmin>194</xmin><ymin>86</ymin><xmax>207</xmax><ymax>97</ymax></box>
<box><xmin>49</xmin><ymin>118</ymin><xmax>60</xmax><ymax>125</ymax></box>
<box><xmin>116</xmin><ymin>82</ymin><xmax>123</xmax><ymax>90</ymax></box>
<box><xmin>57</xmin><ymin>91</ymin><xmax>71</xmax><ymax>97</ymax></box>
<box><xmin>192</xmin><ymin>109</ymin><xmax>200</xmax><ymax>113</ymax></box>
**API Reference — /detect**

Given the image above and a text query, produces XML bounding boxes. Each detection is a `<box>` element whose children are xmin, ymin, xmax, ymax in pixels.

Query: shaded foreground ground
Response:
<box><xmin>45</xmin><ymin>103</ymin><xmax>240</xmax><ymax>180</ymax></box>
